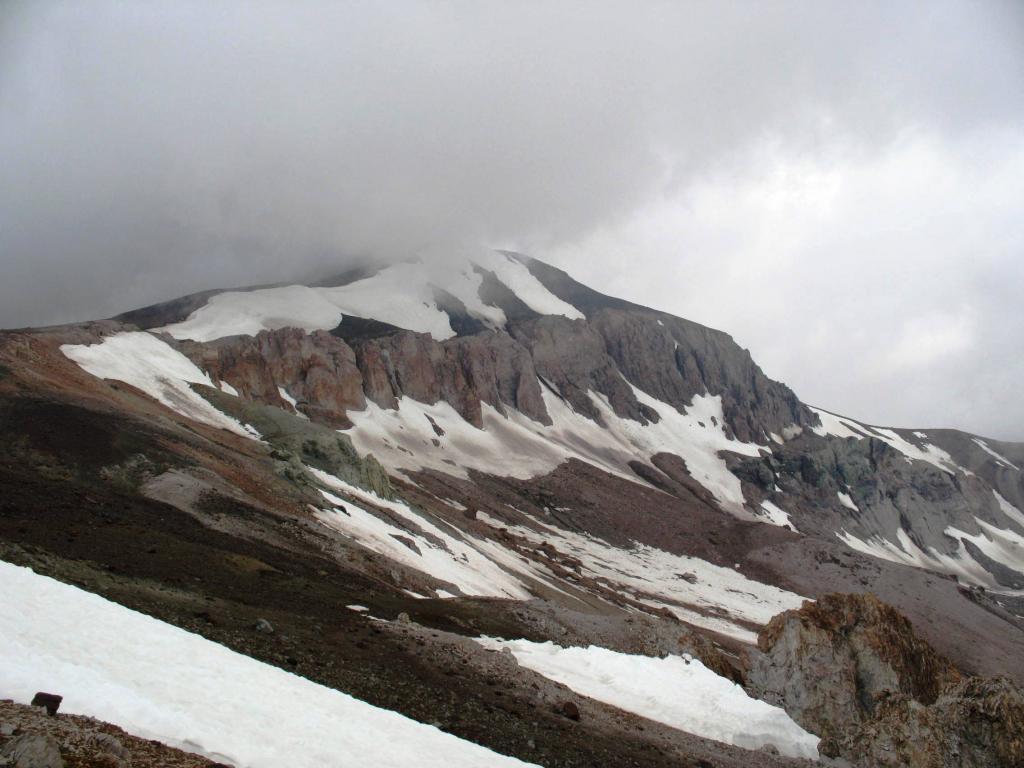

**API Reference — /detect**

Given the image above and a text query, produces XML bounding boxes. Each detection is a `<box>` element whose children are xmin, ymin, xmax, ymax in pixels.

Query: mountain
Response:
<box><xmin>1</xmin><ymin>251</ymin><xmax>1022</xmax><ymax>767</ymax></box>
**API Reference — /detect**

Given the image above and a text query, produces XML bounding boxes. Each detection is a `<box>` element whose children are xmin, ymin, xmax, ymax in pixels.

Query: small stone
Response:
<box><xmin>254</xmin><ymin>618</ymin><xmax>274</xmax><ymax>634</ymax></box>
<box><xmin>396</xmin><ymin>612</ymin><xmax>411</xmax><ymax>624</ymax></box>
<box><xmin>30</xmin><ymin>693</ymin><xmax>62</xmax><ymax>717</ymax></box>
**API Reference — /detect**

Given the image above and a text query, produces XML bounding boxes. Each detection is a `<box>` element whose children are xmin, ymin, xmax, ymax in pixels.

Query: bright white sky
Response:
<box><xmin>1</xmin><ymin>1</ymin><xmax>1022</xmax><ymax>438</ymax></box>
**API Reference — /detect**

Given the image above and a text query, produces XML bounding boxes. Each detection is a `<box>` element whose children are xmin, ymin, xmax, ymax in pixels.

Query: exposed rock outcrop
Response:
<box><xmin>180</xmin><ymin>328</ymin><xmax>365</xmax><ymax>427</ymax></box>
<box><xmin>751</xmin><ymin>593</ymin><xmax>960</xmax><ymax>745</ymax></box>
<box><xmin>510</xmin><ymin>315</ymin><xmax>658</xmax><ymax>424</ymax></box>
<box><xmin>837</xmin><ymin>676</ymin><xmax>1024</xmax><ymax>768</ymax></box>
<box><xmin>0</xmin><ymin>733</ymin><xmax>64</xmax><ymax>768</ymax></box>
<box><xmin>751</xmin><ymin>593</ymin><xmax>1024</xmax><ymax>767</ymax></box>
<box><xmin>352</xmin><ymin>329</ymin><xmax>549</xmax><ymax>427</ymax></box>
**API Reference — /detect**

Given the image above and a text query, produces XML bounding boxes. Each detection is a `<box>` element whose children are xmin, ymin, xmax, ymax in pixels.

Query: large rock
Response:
<box><xmin>181</xmin><ymin>327</ymin><xmax>365</xmax><ymax>427</ymax></box>
<box><xmin>749</xmin><ymin>593</ymin><xmax>961</xmax><ymax>751</ymax></box>
<box><xmin>510</xmin><ymin>316</ymin><xmax>657</xmax><ymax>424</ymax></box>
<box><xmin>751</xmin><ymin>593</ymin><xmax>1024</xmax><ymax>766</ymax></box>
<box><xmin>0</xmin><ymin>733</ymin><xmax>64</xmax><ymax>768</ymax></box>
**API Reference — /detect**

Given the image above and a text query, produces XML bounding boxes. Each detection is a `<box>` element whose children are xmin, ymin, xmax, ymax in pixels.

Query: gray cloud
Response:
<box><xmin>1</xmin><ymin>1</ymin><xmax>1022</xmax><ymax>437</ymax></box>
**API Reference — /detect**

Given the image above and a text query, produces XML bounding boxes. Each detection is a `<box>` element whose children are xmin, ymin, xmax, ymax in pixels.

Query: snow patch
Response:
<box><xmin>311</xmin><ymin>469</ymin><xmax>535</xmax><ymax>599</ymax></box>
<box><xmin>973</xmin><ymin>438</ymin><xmax>1020</xmax><ymax>470</ymax></box>
<box><xmin>837</xmin><ymin>528</ymin><xmax>998</xmax><ymax>588</ymax></box>
<box><xmin>477</xmin><ymin>511</ymin><xmax>806</xmax><ymax>643</ymax></box>
<box><xmin>0</xmin><ymin>561</ymin><xmax>535</xmax><ymax>768</ymax></box>
<box><xmin>944</xmin><ymin>518</ymin><xmax>1024</xmax><ymax>576</ymax></box>
<box><xmin>61</xmin><ymin>332</ymin><xmax>252</xmax><ymax>438</ymax></box>
<box><xmin>477</xmin><ymin>638</ymin><xmax>819</xmax><ymax>760</ymax></box>
<box><xmin>809</xmin><ymin>407</ymin><xmax>962</xmax><ymax>475</ymax></box>
<box><xmin>994</xmin><ymin>491</ymin><xmax>1024</xmax><ymax>529</ymax></box>
<box><xmin>758</xmin><ymin>500</ymin><xmax>797</xmax><ymax>531</ymax></box>
<box><xmin>837</xmin><ymin>491</ymin><xmax>860</xmax><ymax>512</ymax></box>
<box><xmin>160</xmin><ymin>253</ymin><xmax>583</xmax><ymax>343</ymax></box>
<box><xmin>345</xmin><ymin>383</ymin><xmax>765</xmax><ymax>515</ymax></box>
<box><xmin>476</xmin><ymin>252</ymin><xmax>585</xmax><ymax>320</ymax></box>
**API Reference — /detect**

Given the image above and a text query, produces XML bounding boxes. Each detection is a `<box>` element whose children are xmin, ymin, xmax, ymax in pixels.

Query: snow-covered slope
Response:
<box><xmin>60</xmin><ymin>331</ymin><xmax>257</xmax><ymax>438</ymax></box>
<box><xmin>160</xmin><ymin>252</ymin><xmax>583</xmax><ymax>343</ymax></box>
<box><xmin>54</xmin><ymin>251</ymin><xmax>1024</xmax><ymax>603</ymax></box>
<box><xmin>0</xmin><ymin>561</ymin><xmax>535</xmax><ymax>768</ymax></box>
<box><xmin>477</xmin><ymin>638</ymin><xmax>819</xmax><ymax>760</ymax></box>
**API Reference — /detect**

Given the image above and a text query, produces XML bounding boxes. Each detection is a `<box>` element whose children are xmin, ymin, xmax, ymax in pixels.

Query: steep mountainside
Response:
<box><xmin>1</xmin><ymin>250</ymin><xmax>1022</xmax><ymax>767</ymax></box>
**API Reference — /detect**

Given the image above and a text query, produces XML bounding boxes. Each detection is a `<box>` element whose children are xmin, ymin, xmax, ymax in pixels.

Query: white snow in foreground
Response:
<box><xmin>160</xmin><ymin>253</ymin><xmax>582</xmax><ymax>343</ymax></box>
<box><xmin>310</xmin><ymin>468</ymin><xmax>537</xmax><ymax>599</ymax></box>
<box><xmin>345</xmin><ymin>382</ymin><xmax>766</xmax><ymax>516</ymax></box>
<box><xmin>477</xmin><ymin>512</ymin><xmax>806</xmax><ymax>643</ymax></box>
<box><xmin>61</xmin><ymin>332</ymin><xmax>252</xmax><ymax>438</ymax></box>
<box><xmin>477</xmin><ymin>638</ymin><xmax>819</xmax><ymax>760</ymax></box>
<box><xmin>973</xmin><ymin>438</ymin><xmax>1021</xmax><ymax>470</ymax></box>
<box><xmin>0</xmin><ymin>561</ymin><xmax>535</xmax><ymax>768</ymax></box>
<box><xmin>809</xmin><ymin>407</ymin><xmax>962</xmax><ymax>475</ymax></box>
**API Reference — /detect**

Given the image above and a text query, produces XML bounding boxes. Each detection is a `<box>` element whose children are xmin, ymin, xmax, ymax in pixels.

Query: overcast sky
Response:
<box><xmin>2</xmin><ymin>1</ymin><xmax>1022</xmax><ymax>439</ymax></box>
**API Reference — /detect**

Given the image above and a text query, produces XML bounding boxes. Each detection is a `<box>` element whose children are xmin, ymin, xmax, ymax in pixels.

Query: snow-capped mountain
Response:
<box><xmin>2</xmin><ymin>251</ymin><xmax>1022</xmax><ymax>767</ymax></box>
<box><xmin>69</xmin><ymin>250</ymin><xmax>1024</xmax><ymax>592</ymax></box>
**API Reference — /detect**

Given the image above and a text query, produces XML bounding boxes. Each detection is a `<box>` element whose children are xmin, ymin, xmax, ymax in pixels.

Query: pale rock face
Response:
<box><xmin>749</xmin><ymin>593</ymin><xmax>961</xmax><ymax>755</ymax></box>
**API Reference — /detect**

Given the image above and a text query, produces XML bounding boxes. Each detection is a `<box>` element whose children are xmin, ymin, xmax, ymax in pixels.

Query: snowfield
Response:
<box><xmin>160</xmin><ymin>252</ymin><xmax>583</xmax><ymax>343</ymax></box>
<box><xmin>476</xmin><ymin>511</ymin><xmax>806</xmax><ymax>643</ymax></box>
<box><xmin>0</xmin><ymin>561</ymin><xmax>536</xmax><ymax>768</ymax></box>
<box><xmin>809</xmin><ymin>406</ymin><xmax>964</xmax><ymax>475</ymax></box>
<box><xmin>310</xmin><ymin>468</ymin><xmax>539</xmax><ymax>600</ymax></box>
<box><xmin>307</xmin><ymin>466</ymin><xmax>804</xmax><ymax>641</ymax></box>
<box><xmin>345</xmin><ymin>381</ymin><xmax>767</xmax><ymax>517</ymax></box>
<box><xmin>477</xmin><ymin>638</ymin><xmax>820</xmax><ymax>760</ymax></box>
<box><xmin>837</xmin><ymin>527</ymin><xmax>1003</xmax><ymax>589</ymax></box>
<box><xmin>60</xmin><ymin>332</ymin><xmax>255</xmax><ymax>438</ymax></box>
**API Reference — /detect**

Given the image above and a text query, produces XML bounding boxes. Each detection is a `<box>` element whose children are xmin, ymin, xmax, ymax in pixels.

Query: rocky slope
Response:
<box><xmin>1</xmin><ymin>250</ymin><xmax>1022</xmax><ymax>766</ymax></box>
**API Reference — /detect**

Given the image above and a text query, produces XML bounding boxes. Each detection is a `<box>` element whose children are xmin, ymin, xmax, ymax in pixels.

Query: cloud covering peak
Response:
<box><xmin>1</xmin><ymin>1</ymin><xmax>1022</xmax><ymax>437</ymax></box>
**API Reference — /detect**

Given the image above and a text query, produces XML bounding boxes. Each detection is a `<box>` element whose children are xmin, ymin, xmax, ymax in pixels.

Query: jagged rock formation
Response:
<box><xmin>750</xmin><ymin>593</ymin><xmax>1024</xmax><ymax>766</ymax></box>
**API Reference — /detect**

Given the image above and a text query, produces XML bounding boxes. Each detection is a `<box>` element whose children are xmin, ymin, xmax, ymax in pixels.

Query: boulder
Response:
<box><xmin>0</xmin><ymin>734</ymin><xmax>64</xmax><ymax>768</ymax></box>
<box><xmin>750</xmin><ymin>593</ymin><xmax>960</xmax><ymax>748</ymax></box>
<box><xmin>751</xmin><ymin>593</ymin><xmax>1024</xmax><ymax>766</ymax></box>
